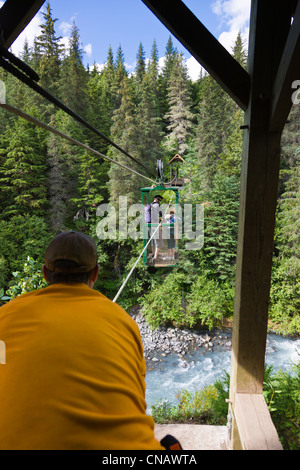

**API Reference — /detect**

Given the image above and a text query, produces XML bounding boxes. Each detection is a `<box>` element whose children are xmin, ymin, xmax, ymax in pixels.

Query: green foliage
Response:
<box><xmin>0</xmin><ymin>215</ymin><xmax>52</xmax><ymax>287</ymax></box>
<box><xmin>0</xmin><ymin>114</ymin><xmax>48</xmax><ymax>218</ymax></box>
<box><xmin>269</xmin><ymin>257</ymin><xmax>300</xmax><ymax>335</ymax></box>
<box><xmin>151</xmin><ymin>366</ymin><xmax>300</xmax><ymax>450</ymax></box>
<box><xmin>151</xmin><ymin>386</ymin><xmax>219</xmax><ymax>424</ymax></box>
<box><xmin>263</xmin><ymin>364</ymin><xmax>300</xmax><ymax>450</ymax></box>
<box><xmin>270</xmin><ymin>166</ymin><xmax>300</xmax><ymax>335</ymax></box>
<box><xmin>151</xmin><ymin>372</ymin><xmax>230</xmax><ymax>425</ymax></box>
<box><xmin>1</xmin><ymin>257</ymin><xmax>47</xmax><ymax>302</ymax></box>
<box><xmin>141</xmin><ymin>272</ymin><xmax>192</xmax><ymax>328</ymax></box>
<box><xmin>186</xmin><ymin>275</ymin><xmax>231</xmax><ymax>330</ymax></box>
<box><xmin>201</xmin><ymin>172</ymin><xmax>240</xmax><ymax>281</ymax></box>
<box><xmin>0</xmin><ymin>17</ymin><xmax>297</xmax><ymax>334</ymax></box>
<box><xmin>34</xmin><ymin>1</ymin><xmax>63</xmax><ymax>95</ymax></box>
<box><xmin>163</xmin><ymin>53</ymin><xmax>194</xmax><ymax>155</ymax></box>
<box><xmin>141</xmin><ymin>270</ymin><xmax>233</xmax><ymax>329</ymax></box>
<box><xmin>59</xmin><ymin>21</ymin><xmax>89</xmax><ymax>117</ymax></box>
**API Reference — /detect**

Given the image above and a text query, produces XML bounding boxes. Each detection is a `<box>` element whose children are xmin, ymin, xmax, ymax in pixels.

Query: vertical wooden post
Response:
<box><xmin>229</xmin><ymin>0</ymin><xmax>292</xmax><ymax>449</ymax></box>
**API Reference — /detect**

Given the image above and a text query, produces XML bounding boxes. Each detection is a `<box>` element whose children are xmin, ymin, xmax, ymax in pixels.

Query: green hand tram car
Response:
<box><xmin>141</xmin><ymin>185</ymin><xmax>181</xmax><ymax>267</ymax></box>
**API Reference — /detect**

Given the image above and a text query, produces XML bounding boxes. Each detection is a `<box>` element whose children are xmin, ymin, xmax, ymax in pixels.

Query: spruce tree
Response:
<box><xmin>136</xmin><ymin>72</ymin><xmax>163</xmax><ymax>168</ymax></box>
<box><xmin>135</xmin><ymin>42</ymin><xmax>146</xmax><ymax>83</ymax></box>
<box><xmin>147</xmin><ymin>40</ymin><xmax>159</xmax><ymax>82</ymax></box>
<box><xmin>232</xmin><ymin>30</ymin><xmax>247</xmax><ymax>68</ymax></box>
<box><xmin>164</xmin><ymin>54</ymin><xmax>194</xmax><ymax>156</ymax></box>
<box><xmin>196</xmin><ymin>32</ymin><xmax>247</xmax><ymax>186</ymax></box>
<box><xmin>108</xmin><ymin>76</ymin><xmax>142</xmax><ymax>206</ymax></box>
<box><xmin>201</xmin><ymin>172</ymin><xmax>240</xmax><ymax>282</ymax></box>
<box><xmin>270</xmin><ymin>165</ymin><xmax>300</xmax><ymax>332</ymax></box>
<box><xmin>89</xmin><ymin>45</ymin><xmax>116</xmax><ymax>145</ymax></box>
<box><xmin>47</xmin><ymin>111</ymin><xmax>82</xmax><ymax>232</ymax></box>
<box><xmin>113</xmin><ymin>45</ymin><xmax>127</xmax><ymax>109</ymax></box>
<box><xmin>0</xmin><ymin>113</ymin><xmax>48</xmax><ymax>218</ymax></box>
<box><xmin>60</xmin><ymin>21</ymin><xmax>89</xmax><ymax>117</ymax></box>
<box><xmin>217</xmin><ymin>108</ymin><xmax>244</xmax><ymax>177</ymax></box>
<box><xmin>196</xmin><ymin>74</ymin><xmax>233</xmax><ymax>187</ymax></box>
<box><xmin>162</xmin><ymin>36</ymin><xmax>177</xmax><ymax>83</ymax></box>
<box><xmin>71</xmin><ymin>149</ymin><xmax>107</xmax><ymax>231</ymax></box>
<box><xmin>158</xmin><ymin>36</ymin><xmax>178</xmax><ymax>123</ymax></box>
<box><xmin>35</xmin><ymin>1</ymin><xmax>63</xmax><ymax>95</ymax></box>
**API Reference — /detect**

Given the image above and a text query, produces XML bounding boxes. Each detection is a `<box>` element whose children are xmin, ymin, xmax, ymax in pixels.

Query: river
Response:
<box><xmin>144</xmin><ymin>331</ymin><xmax>300</xmax><ymax>409</ymax></box>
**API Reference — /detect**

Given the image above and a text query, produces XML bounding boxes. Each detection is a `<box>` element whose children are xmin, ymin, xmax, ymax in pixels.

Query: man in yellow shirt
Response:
<box><xmin>0</xmin><ymin>231</ymin><xmax>165</xmax><ymax>450</ymax></box>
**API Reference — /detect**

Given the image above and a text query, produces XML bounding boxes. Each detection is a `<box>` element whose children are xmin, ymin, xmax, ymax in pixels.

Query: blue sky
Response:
<box><xmin>1</xmin><ymin>0</ymin><xmax>251</xmax><ymax>81</ymax></box>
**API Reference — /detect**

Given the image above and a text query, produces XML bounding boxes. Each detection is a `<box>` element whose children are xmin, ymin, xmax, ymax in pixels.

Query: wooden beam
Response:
<box><xmin>0</xmin><ymin>0</ymin><xmax>45</xmax><ymax>49</ymax></box>
<box><xmin>234</xmin><ymin>394</ymin><xmax>282</xmax><ymax>450</ymax></box>
<box><xmin>270</xmin><ymin>0</ymin><xmax>300</xmax><ymax>131</ymax></box>
<box><xmin>141</xmin><ymin>0</ymin><xmax>250</xmax><ymax>110</ymax></box>
<box><xmin>229</xmin><ymin>0</ymin><xmax>292</xmax><ymax>448</ymax></box>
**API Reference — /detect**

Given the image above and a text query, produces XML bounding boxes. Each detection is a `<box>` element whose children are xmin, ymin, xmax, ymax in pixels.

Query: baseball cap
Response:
<box><xmin>45</xmin><ymin>231</ymin><xmax>98</xmax><ymax>273</ymax></box>
<box><xmin>154</xmin><ymin>195</ymin><xmax>163</xmax><ymax>200</ymax></box>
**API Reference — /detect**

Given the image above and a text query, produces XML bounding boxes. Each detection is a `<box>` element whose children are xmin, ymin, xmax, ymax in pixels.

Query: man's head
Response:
<box><xmin>42</xmin><ymin>231</ymin><xmax>99</xmax><ymax>287</ymax></box>
<box><xmin>153</xmin><ymin>195</ymin><xmax>163</xmax><ymax>204</ymax></box>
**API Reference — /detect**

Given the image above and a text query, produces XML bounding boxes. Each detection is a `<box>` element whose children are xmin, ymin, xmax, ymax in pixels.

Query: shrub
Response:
<box><xmin>263</xmin><ymin>363</ymin><xmax>300</xmax><ymax>450</ymax></box>
<box><xmin>141</xmin><ymin>270</ymin><xmax>232</xmax><ymax>330</ymax></box>
<box><xmin>151</xmin><ymin>372</ymin><xmax>230</xmax><ymax>426</ymax></box>
<box><xmin>2</xmin><ymin>257</ymin><xmax>47</xmax><ymax>302</ymax></box>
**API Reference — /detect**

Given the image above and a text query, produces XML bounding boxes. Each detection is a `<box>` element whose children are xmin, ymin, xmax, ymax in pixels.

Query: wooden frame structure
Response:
<box><xmin>1</xmin><ymin>0</ymin><xmax>300</xmax><ymax>450</ymax></box>
<box><xmin>142</xmin><ymin>0</ymin><xmax>300</xmax><ymax>450</ymax></box>
<box><xmin>0</xmin><ymin>0</ymin><xmax>45</xmax><ymax>49</ymax></box>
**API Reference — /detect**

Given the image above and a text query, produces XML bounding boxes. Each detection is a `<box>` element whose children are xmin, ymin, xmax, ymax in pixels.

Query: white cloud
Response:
<box><xmin>90</xmin><ymin>62</ymin><xmax>106</xmax><ymax>73</ymax></box>
<box><xmin>9</xmin><ymin>8</ymin><xmax>44</xmax><ymax>57</ymax></box>
<box><xmin>84</xmin><ymin>43</ymin><xmax>92</xmax><ymax>57</ymax></box>
<box><xmin>212</xmin><ymin>0</ymin><xmax>251</xmax><ymax>53</ymax></box>
<box><xmin>157</xmin><ymin>55</ymin><xmax>203</xmax><ymax>82</ymax></box>
<box><xmin>186</xmin><ymin>56</ymin><xmax>204</xmax><ymax>81</ymax></box>
<box><xmin>158</xmin><ymin>56</ymin><xmax>166</xmax><ymax>74</ymax></box>
<box><xmin>59</xmin><ymin>36</ymin><xmax>70</xmax><ymax>53</ymax></box>
<box><xmin>0</xmin><ymin>1</ymin><xmax>4</xmax><ymax>8</ymax></box>
<box><xmin>6</xmin><ymin>8</ymin><xmax>92</xmax><ymax>61</ymax></box>
<box><xmin>59</xmin><ymin>20</ymin><xmax>73</xmax><ymax>37</ymax></box>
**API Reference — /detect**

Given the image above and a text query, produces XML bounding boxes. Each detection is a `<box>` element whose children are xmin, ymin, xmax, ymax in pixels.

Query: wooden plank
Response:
<box><xmin>251</xmin><ymin>394</ymin><xmax>283</xmax><ymax>450</ymax></box>
<box><xmin>141</xmin><ymin>0</ymin><xmax>250</xmax><ymax>110</ymax></box>
<box><xmin>234</xmin><ymin>394</ymin><xmax>282</xmax><ymax>450</ymax></box>
<box><xmin>270</xmin><ymin>0</ymin><xmax>300</xmax><ymax>131</ymax></box>
<box><xmin>0</xmin><ymin>0</ymin><xmax>45</xmax><ymax>49</ymax></box>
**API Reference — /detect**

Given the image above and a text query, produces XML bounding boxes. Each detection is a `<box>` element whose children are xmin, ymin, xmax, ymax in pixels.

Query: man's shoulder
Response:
<box><xmin>0</xmin><ymin>288</ymin><xmax>43</xmax><ymax>312</ymax></box>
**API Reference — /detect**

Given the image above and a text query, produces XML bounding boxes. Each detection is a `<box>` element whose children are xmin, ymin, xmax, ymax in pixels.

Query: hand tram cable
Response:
<box><xmin>0</xmin><ymin>48</ymin><xmax>168</xmax><ymax>304</ymax></box>
<box><xmin>0</xmin><ymin>101</ymin><xmax>164</xmax><ymax>304</ymax></box>
<box><xmin>0</xmin><ymin>49</ymin><xmax>156</xmax><ymax>179</ymax></box>
<box><xmin>0</xmin><ymin>102</ymin><xmax>157</xmax><ymax>185</ymax></box>
<box><xmin>112</xmin><ymin>193</ymin><xmax>175</xmax><ymax>303</ymax></box>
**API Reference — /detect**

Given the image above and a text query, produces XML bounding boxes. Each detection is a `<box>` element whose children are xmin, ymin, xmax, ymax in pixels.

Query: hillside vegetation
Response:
<box><xmin>0</xmin><ymin>2</ymin><xmax>299</xmax><ymax>335</ymax></box>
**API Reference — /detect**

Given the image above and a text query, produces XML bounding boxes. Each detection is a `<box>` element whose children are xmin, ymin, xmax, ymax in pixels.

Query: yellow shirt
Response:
<box><xmin>0</xmin><ymin>283</ymin><xmax>163</xmax><ymax>450</ymax></box>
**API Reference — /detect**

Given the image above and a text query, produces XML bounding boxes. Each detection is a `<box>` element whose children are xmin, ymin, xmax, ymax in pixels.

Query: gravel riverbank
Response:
<box><xmin>130</xmin><ymin>307</ymin><xmax>232</xmax><ymax>363</ymax></box>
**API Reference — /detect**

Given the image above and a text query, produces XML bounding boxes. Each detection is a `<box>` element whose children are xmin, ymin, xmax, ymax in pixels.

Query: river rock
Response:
<box><xmin>130</xmin><ymin>308</ymin><xmax>232</xmax><ymax>359</ymax></box>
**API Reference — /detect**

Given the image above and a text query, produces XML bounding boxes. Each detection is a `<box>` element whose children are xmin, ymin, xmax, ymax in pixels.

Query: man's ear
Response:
<box><xmin>42</xmin><ymin>264</ymin><xmax>49</xmax><ymax>283</ymax></box>
<box><xmin>88</xmin><ymin>264</ymin><xmax>100</xmax><ymax>288</ymax></box>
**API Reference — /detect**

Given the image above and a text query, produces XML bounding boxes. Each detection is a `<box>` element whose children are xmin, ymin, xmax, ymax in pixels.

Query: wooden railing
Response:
<box><xmin>230</xmin><ymin>393</ymin><xmax>283</xmax><ymax>450</ymax></box>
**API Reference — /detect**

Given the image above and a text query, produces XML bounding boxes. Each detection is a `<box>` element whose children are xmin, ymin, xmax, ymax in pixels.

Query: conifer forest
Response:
<box><xmin>0</xmin><ymin>3</ymin><xmax>299</xmax><ymax>335</ymax></box>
